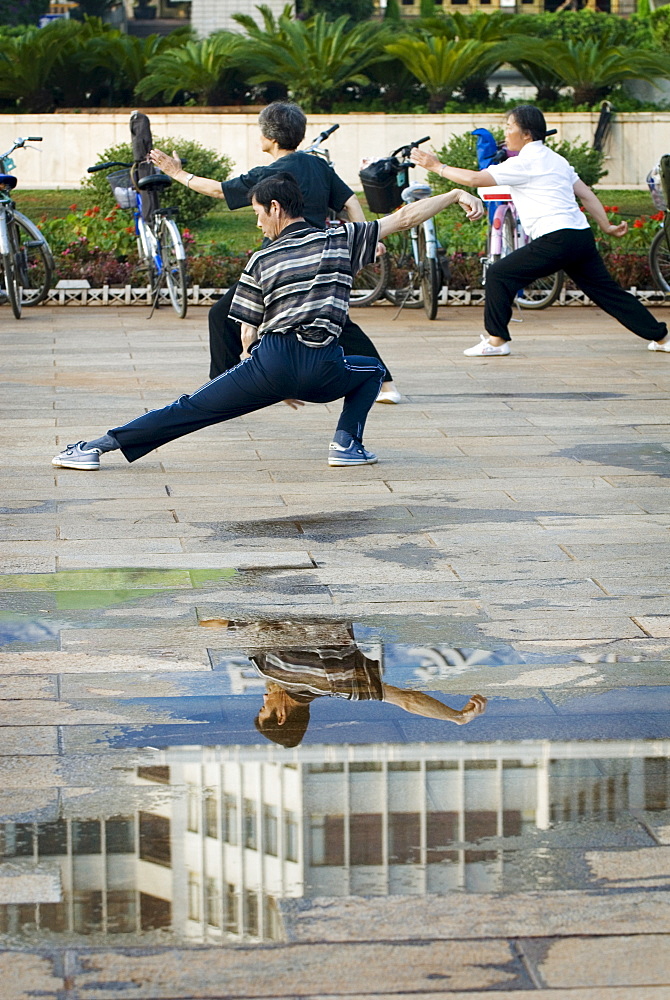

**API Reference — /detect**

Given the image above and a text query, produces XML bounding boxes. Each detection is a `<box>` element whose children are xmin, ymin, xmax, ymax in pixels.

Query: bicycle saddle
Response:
<box><xmin>0</xmin><ymin>174</ymin><xmax>17</xmax><ymax>190</ymax></box>
<box><xmin>136</xmin><ymin>173</ymin><xmax>172</xmax><ymax>192</ymax></box>
<box><xmin>401</xmin><ymin>182</ymin><xmax>432</xmax><ymax>202</ymax></box>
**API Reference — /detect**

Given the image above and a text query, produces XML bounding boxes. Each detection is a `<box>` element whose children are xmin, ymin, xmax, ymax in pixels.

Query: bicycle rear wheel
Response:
<box><xmin>418</xmin><ymin>224</ymin><xmax>440</xmax><ymax>320</ymax></box>
<box><xmin>650</xmin><ymin>227</ymin><xmax>670</xmax><ymax>292</ymax></box>
<box><xmin>384</xmin><ymin>230</ymin><xmax>423</xmax><ymax>309</ymax></box>
<box><xmin>161</xmin><ymin>217</ymin><xmax>188</xmax><ymax>318</ymax></box>
<box><xmin>350</xmin><ymin>251</ymin><xmax>390</xmax><ymax>307</ymax></box>
<box><xmin>12</xmin><ymin>211</ymin><xmax>53</xmax><ymax>306</ymax></box>
<box><xmin>493</xmin><ymin>211</ymin><xmax>563</xmax><ymax>310</ymax></box>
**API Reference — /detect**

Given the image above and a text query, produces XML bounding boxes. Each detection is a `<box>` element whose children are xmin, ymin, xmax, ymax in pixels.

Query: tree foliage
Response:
<box><xmin>136</xmin><ymin>33</ymin><xmax>247</xmax><ymax>105</ymax></box>
<box><xmin>385</xmin><ymin>35</ymin><xmax>503</xmax><ymax>111</ymax></box>
<box><xmin>82</xmin><ymin>137</ymin><xmax>234</xmax><ymax>227</ymax></box>
<box><xmin>235</xmin><ymin>9</ymin><xmax>388</xmax><ymax>111</ymax></box>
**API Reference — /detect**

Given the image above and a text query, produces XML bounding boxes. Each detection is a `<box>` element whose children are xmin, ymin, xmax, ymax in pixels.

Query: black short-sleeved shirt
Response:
<box><xmin>221</xmin><ymin>150</ymin><xmax>354</xmax><ymax>230</ymax></box>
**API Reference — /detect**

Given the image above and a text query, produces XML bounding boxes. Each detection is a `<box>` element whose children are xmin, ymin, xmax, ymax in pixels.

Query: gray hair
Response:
<box><xmin>258</xmin><ymin>102</ymin><xmax>307</xmax><ymax>151</ymax></box>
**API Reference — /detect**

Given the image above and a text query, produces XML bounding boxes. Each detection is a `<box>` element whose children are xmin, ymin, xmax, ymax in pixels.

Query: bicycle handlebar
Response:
<box><xmin>391</xmin><ymin>135</ymin><xmax>430</xmax><ymax>158</ymax></box>
<box><xmin>87</xmin><ymin>160</ymin><xmax>132</xmax><ymax>173</ymax></box>
<box><xmin>0</xmin><ymin>136</ymin><xmax>44</xmax><ymax>159</ymax></box>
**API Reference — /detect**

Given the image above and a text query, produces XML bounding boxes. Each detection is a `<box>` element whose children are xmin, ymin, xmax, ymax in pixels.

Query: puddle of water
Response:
<box><xmin>0</xmin><ymin>615</ymin><xmax>668</xmax><ymax>947</ymax></box>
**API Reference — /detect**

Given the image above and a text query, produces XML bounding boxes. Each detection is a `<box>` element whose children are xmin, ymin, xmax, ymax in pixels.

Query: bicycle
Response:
<box><xmin>87</xmin><ymin>156</ymin><xmax>188</xmax><ymax>318</ymax></box>
<box><xmin>303</xmin><ymin>123</ymin><xmax>389</xmax><ymax>307</ymax></box>
<box><xmin>360</xmin><ymin>137</ymin><xmax>444</xmax><ymax>320</ymax></box>
<box><xmin>647</xmin><ymin>153</ymin><xmax>670</xmax><ymax>294</ymax></box>
<box><xmin>475</xmin><ymin>129</ymin><xmax>563</xmax><ymax>310</ymax></box>
<box><xmin>0</xmin><ymin>136</ymin><xmax>54</xmax><ymax>319</ymax></box>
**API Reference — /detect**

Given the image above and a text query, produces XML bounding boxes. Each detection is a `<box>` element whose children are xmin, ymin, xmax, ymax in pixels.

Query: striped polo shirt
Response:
<box><xmin>251</xmin><ymin>645</ymin><xmax>384</xmax><ymax>704</ymax></box>
<box><xmin>229</xmin><ymin>220</ymin><xmax>380</xmax><ymax>344</ymax></box>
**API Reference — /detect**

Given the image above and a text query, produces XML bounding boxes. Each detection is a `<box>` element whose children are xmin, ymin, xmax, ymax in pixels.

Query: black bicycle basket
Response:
<box><xmin>359</xmin><ymin>157</ymin><xmax>409</xmax><ymax>214</ymax></box>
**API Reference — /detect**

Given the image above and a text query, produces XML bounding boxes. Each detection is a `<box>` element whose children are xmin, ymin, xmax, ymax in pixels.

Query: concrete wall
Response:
<box><xmin>3</xmin><ymin>111</ymin><xmax>668</xmax><ymax>192</ymax></box>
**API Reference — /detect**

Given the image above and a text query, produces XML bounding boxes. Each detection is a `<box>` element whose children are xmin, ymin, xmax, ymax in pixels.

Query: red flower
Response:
<box><xmin>652</xmin><ymin>211</ymin><xmax>665</xmax><ymax>222</ymax></box>
<box><xmin>610</xmin><ymin>206</ymin><xmax>619</xmax><ymax>212</ymax></box>
<box><xmin>633</xmin><ymin>219</ymin><xmax>644</xmax><ymax>229</ymax></box>
<box><xmin>92</xmin><ymin>206</ymin><xmax>100</xmax><ymax>214</ymax></box>
<box><xmin>603</xmin><ymin>205</ymin><xmax>611</xmax><ymax>212</ymax></box>
<box><xmin>69</xmin><ymin>203</ymin><xmax>78</xmax><ymax>211</ymax></box>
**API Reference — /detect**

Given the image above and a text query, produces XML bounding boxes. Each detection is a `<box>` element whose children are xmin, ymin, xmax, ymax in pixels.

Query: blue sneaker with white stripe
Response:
<box><xmin>328</xmin><ymin>433</ymin><xmax>377</xmax><ymax>467</ymax></box>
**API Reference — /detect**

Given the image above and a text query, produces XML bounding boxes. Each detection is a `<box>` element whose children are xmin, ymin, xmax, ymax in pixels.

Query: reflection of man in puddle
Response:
<box><xmin>251</xmin><ymin>639</ymin><xmax>486</xmax><ymax>748</ymax></box>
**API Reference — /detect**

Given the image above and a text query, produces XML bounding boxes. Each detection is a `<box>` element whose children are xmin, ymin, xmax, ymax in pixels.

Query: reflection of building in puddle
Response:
<box><xmin>0</xmin><ymin>740</ymin><xmax>668</xmax><ymax>944</ymax></box>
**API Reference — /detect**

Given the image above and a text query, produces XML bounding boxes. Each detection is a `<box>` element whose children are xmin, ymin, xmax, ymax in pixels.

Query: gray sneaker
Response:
<box><xmin>52</xmin><ymin>441</ymin><xmax>101</xmax><ymax>470</ymax></box>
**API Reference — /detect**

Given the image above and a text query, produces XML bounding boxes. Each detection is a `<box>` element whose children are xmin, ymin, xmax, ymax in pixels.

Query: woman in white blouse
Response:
<box><xmin>412</xmin><ymin>105</ymin><xmax>670</xmax><ymax>357</ymax></box>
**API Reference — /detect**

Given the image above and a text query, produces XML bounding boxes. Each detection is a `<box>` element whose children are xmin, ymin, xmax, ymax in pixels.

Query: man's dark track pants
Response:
<box><xmin>110</xmin><ymin>333</ymin><xmax>385</xmax><ymax>463</ymax></box>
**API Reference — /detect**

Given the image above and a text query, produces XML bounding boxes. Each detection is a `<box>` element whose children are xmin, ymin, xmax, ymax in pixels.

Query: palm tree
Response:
<box><xmin>504</xmin><ymin>38</ymin><xmax>564</xmax><ymax>104</ymax></box>
<box><xmin>84</xmin><ymin>29</ymin><xmax>191</xmax><ymax>106</ymax></box>
<box><xmin>0</xmin><ymin>20</ymin><xmax>86</xmax><ymax>111</ymax></box>
<box><xmin>235</xmin><ymin>10</ymin><xmax>389</xmax><ymax>112</ymax></box>
<box><xmin>509</xmin><ymin>37</ymin><xmax>670</xmax><ymax>106</ymax></box>
<box><xmin>135</xmin><ymin>33</ymin><xmax>247</xmax><ymax>106</ymax></box>
<box><xmin>384</xmin><ymin>34</ymin><xmax>503</xmax><ymax>112</ymax></box>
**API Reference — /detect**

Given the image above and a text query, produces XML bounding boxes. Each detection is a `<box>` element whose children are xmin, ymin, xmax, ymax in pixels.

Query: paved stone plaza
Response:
<box><xmin>1</xmin><ymin>301</ymin><xmax>670</xmax><ymax>998</ymax></box>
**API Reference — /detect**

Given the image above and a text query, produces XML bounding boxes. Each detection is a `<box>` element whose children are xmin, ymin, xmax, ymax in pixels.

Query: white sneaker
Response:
<box><xmin>376</xmin><ymin>386</ymin><xmax>402</xmax><ymax>404</ymax></box>
<box><xmin>463</xmin><ymin>334</ymin><xmax>511</xmax><ymax>357</ymax></box>
<box><xmin>648</xmin><ymin>338</ymin><xmax>670</xmax><ymax>352</ymax></box>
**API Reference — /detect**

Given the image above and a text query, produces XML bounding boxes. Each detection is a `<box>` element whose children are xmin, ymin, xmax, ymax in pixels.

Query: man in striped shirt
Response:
<box><xmin>52</xmin><ymin>174</ymin><xmax>482</xmax><ymax>472</ymax></box>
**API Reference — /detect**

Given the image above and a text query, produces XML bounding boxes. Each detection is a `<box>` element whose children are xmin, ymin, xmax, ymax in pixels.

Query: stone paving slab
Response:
<box><xmin>520</xmin><ymin>934</ymin><xmax>670</xmax><ymax>988</ymax></box>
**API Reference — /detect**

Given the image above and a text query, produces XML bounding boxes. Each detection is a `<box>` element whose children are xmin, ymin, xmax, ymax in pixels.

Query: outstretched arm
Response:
<box><xmin>383</xmin><ymin>686</ymin><xmax>487</xmax><ymax>725</ymax></box>
<box><xmin>377</xmin><ymin>189</ymin><xmax>483</xmax><ymax>240</ymax></box>
<box><xmin>410</xmin><ymin>148</ymin><xmax>496</xmax><ymax>189</ymax></box>
<box><xmin>149</xmin><ymin>148</ymin><xmax>224</xmax><ymax>200</ymax></box>
<box><xmin>574</xmin><ymin>179</ymin><xmax>628</xmax><ymax>238</ymax></box>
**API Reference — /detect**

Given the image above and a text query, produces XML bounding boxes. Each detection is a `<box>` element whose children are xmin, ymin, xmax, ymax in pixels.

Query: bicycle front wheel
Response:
<box><xmin>350</xmin><ymin>251</ymin><xmax>390</xmax><ymax>307</ymax></box>
<box><xmin>161</xmin><ymin>217</ymin><xmax>188</xmax><ymax>318</ymax></box>
<box><xmin>418</xmin><ymin>225</ymin><xmax>440</xmax><ymax>321</ymax></box>
<box><xmin>1</xmin><ymin>251</ymin><xmax>21</xmax><ymax>318</ymax></box>
<box><xmin>12</xmin><ymin>211</ymin><xmax>53</xmax><ymax>306</ymax></box>
<box><xmin>384</xmin><ymin>230</ymin><xmax>423</xmax><ymax>309</ymax></box>
<box><xmin>650</xmin><ymin>227</ymin><xmax>670</xmax><ymax>293</ymax></box>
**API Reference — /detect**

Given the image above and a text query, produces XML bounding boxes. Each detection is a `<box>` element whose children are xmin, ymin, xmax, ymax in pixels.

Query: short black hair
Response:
<box><xmin>254</xmin><ymin>703</ymin><xmax>311</xmax><ymax>748</ymax></box>
<box><xmin>258</xmin><ymin>102</ymin><xmax>307</xmax><ymax>151</ymax></box>
<box><xmin>510</xmin><ymin>105</ymin><xmax>548</xmax><ymax>142</ymax></box>
<box><xmin>249</xmin><ymin>172</ymin><xmax>304</xmax><ymax>219</ymax></box>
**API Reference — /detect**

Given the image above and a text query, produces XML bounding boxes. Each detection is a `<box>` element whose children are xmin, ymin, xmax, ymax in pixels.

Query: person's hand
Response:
<box><xmin>603</xmin><ymin>220</ymin><xmax>628</xmax><ymax>238</ymax></box>
<box><xmin>283</xmin><ymin>399</ymin><xmax>305</xmax><ymax>410</ymax></box>
<box><xmin>149</xmin><ymin>148</ymin><xmax>181</xmax><ymax>177</ymax></box>
<box><xmin>454</xmin><ymin>694</ymin><xmax>487</xmax><ymax>725</ymax></box>
<box><xmin>410</xmin><ymin>148</ymin><xmax>442</xmax><ymax>173</ymax></box>
<box><xmin>457</xmin><ymin>191</ymin><xmax>484</xmax><ymax>221</ymax></box>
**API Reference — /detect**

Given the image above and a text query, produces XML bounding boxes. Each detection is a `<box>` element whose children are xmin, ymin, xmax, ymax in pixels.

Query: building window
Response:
<box><xmin>389</xmin><ymin>813</ymin><xmax>420</xmax><ymax>864</ymax></box>
<box><xmin>188</xmin><ymin>873</ymin><xmax>200</xmax><ymax>921</ymax></box>
<box><xmin>0</xmin><ymin>823</ymin><xmax>34</xmax><ymax>858</ymax></box>
<box><xmin>426</xmin><ymin>811</ymin><xmax>458</xmax><ymax>863</ymax></box>
<box><xmin>310</xmin><ymin>815</ymin><xmax>344</xmax><ymax>866</ymax></box>
<box><xmin>106</xmin><ymin>817</ymin><xmax>135</xmax><ymax>854</ymax></box>
<box><xmin>73</xmin><ymin>891</ymin><xmax>103</xmax><ymax>934</ymax></box>
<box><xmin>72</xmin><ymin>820</ymin><xmax>101</xmax><ymax>855</ymax></box>
<box><xmin>264</xmin><ymin>895</ymin><xmax>282</xmax><ymax>940</ymax></box>
<box><xmin>137</xmin><ymin>765</ymin><xmax>170</xmax><ymax>784</ymax></box>
<box><xmin>106</xmin><ymin>890</ymin><xmax>137</xmax><ymax>934</ymax></box>
<box><xmin>205</xmin><ymin>877</ymin><xmax>221</xmax><ymax>927</ymax></box>
<box><xmin>139</xmin><ymin>812</ymin><xmax>171</xmax><ymax>867</ymax></box>
<box><xmin>187</xmin><ymin>786</ymin><xmax>200</xmax><ymax>833</ymax></box>
<box><xmin>225</xmin><ymin>883</ymin><xmax>239</xmax><ymax>933</ymax></box>
<box><xmin>464</xmin><ymin>811</ymin><xmax>497</xmax><ymax>863</ymax></box>
<box><xmin>350</xmin><ymin>814</ymin><xmax>382</xmax><ymax>866</ymax></box>
<box><xmin>263</xmin><ymin>805</ymin><xmax>278</xmax><ymax>857</ymax></box>
<box><xmin>243</xmin><ymin>799</ymin><xmax>257</xmax><ymax>850</ymax></box>
<box><xmin>244</xmin><ymin>890</ymin><xmax>259</xmax><ymax>936</ymax></box>
<box><xmin>223</xmin><ymin>794</ymin><xmax>238</xmax><ymax>845</ymax></box>
<box><xmin>284</xmin><ymin>811</ymin><xmax>299</xmax><ymax>862</ymax></box>
<box><xmin>140</xmin><ymin>892</ymin><xmax>171</xmax><ymax>931</ymax></box>
<box><xmin>205</xmin><ymin>792</ymin><xmax>218</xmax><ymax>839</ymax></box>
<box><xmin>37</xmin><ymin>821</ymin><xmax>67</xmax><ymax>857</ymax></box>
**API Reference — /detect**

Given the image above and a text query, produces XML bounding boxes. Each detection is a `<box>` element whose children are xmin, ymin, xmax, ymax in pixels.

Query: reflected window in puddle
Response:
<box><xmin>140</xmin><ymin>893</ymin><xmax>171</xmax><ymax>931</ymax></box>
<box><xmin>139</xmin><ymin>812</ymin><xmax>171</xmax><ymax>867</ymax></box>
<box><xmin>72</xmin><ymin>820</ymin><xmax>101</xmax><ymax>855</ymax></box>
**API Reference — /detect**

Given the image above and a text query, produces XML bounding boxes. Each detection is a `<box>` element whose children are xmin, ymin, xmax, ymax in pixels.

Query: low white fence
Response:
<box><xmin>2</xmin><ymin>110</ymin><xmax>670</xmax><ymax>191</ymax></box>
<box><xmin>42</xmin><ymin>285</ymin><xmax>668</xmax><ymax>307</ymax></box>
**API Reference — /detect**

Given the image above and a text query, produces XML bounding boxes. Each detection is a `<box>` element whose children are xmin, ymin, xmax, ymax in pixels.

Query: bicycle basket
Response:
<box><xmin>106</xmin><ymin>168</ymin><xmax>135</xmax><ymax>210</ymax></box>
<box><xmin>359</xmin><ymin>157</ymin><xmax>409</xmax><ymax>214</ymax></box>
